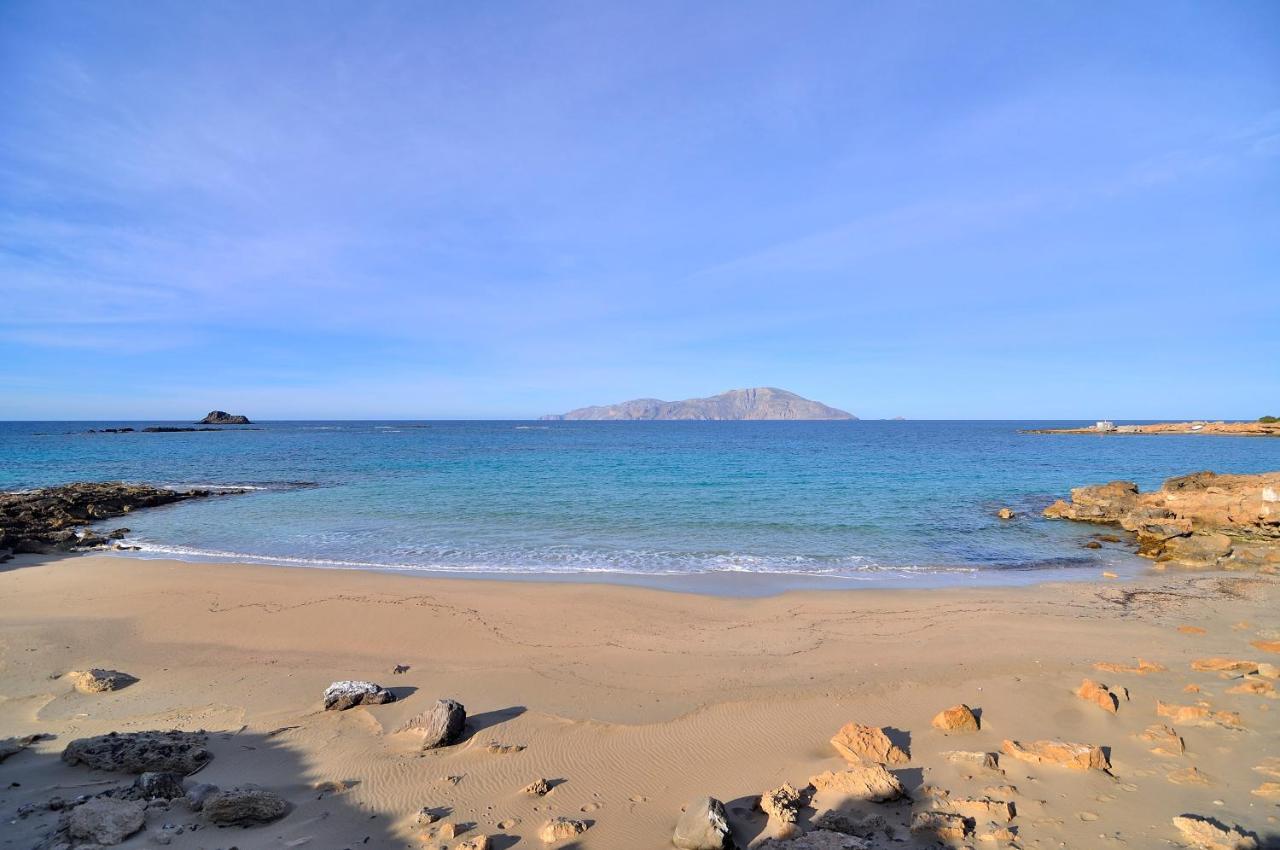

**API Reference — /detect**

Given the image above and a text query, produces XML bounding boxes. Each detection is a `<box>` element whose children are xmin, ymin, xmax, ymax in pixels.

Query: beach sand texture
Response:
<box><xmin>1</xmin><ymin>554</ymin><xmax>1277</xmax><ymax>848</ymax></box>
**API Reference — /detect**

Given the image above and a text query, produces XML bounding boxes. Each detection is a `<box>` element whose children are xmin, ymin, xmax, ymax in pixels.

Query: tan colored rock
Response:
<box><xmin>1251</xmin><ymin>639</ymin><xmax>1280</xmax><ymax>654</ymax></box>
<box><xmin>1000</xmin><ymin>739</ymin><xmax>1109</xmax><ymax>771</ymax></box>
<box><xmin>436</xmin><ymin>822</ymin><xmax>459</xmax><ymax>840</ymax></box>
<box><xmin>1094</xmin><ymin>658</ymin><xmax>1165</xmax><ymax>674</ymax></box>
<box><xmin>1076</xmin><ymin>679</ymin><xmax>1119</xmax><ymax>713</ymax></box>
<box><xmin>1191</xmin><ymin>658</ymin><xmax>1259</xmax><ymax>675</ymax></box>
<box><xmin>808</xmin><ymin>765</ymin><xmax>906</xmax><ymax>802</ymax></box>
<box><xmin>760</xmin><ymin>783</ymin><xmax>801</xmax><ymax>824</ymax></box>
<box><xmin>1255</xmin><ymin>757</ymin><xmax>1280</xmax><ymax>779</ymax></box>
<box><xmin>931</xmin><ymin>704</ymin><xmax>979</xmax><ymax>732</ymax></box>
<box><xmin>1226</xmin><ymin>679</ymin><xmax>1275</xmax><ymax>697</ymax></box>
<box><xmin>830</xmin><ymin>722</ymin><xmax>909</xmax><ymax>764</ymax></box>
<box><xmin>977</xmin><ymin>823</ymin><xmax>1018</xmax><ymax>843</ymax></box>
<box><xmin>1258</xmin><ymin>662</ymin><xmax>1279</xmax><ymax>679</ymax></box>
<box><xmin>1171</xmin><ymin>814</ymin><xmax>1258</xmax><ymax>850</ymax></box>
<box><xmin>521</xmin><ymin>778</ymin><xmax>550</xmax><ymax>796</ymax></box>
<box><xmin>941</xmin><ymin>750</ymin><xmax>1000</xmax><ymax>771</ymax></box>
<box><xmin>1102</xmin><ymin>570</ymin><xmax>1119</xmax><ymax>578</ymax></box>
<box><xmin>457</xmin><ymin>837</ymin><xmax>491</xmax><ymax>850</ymax></box>
<box><xmin>1156</xmin><ymin>701</ymin><xmax>1243</xmax><ymax>729</ymax></box>
<box><xmin>1167</xmin><ymin>766</ymin><xmax>1211</xmax><ymax>785</ymax></box>
<box><xmin>946</xmin><ymin>797</ymin><xmax>1015</xmax><ymax>822</ymax></box>
<box><xmin>1179</xmin><ymin>625</ymin><xmax>1207</xmax><ymax>635</ymax></box>
<box><xmin>1184</xmin><ymin>683</ymin><xmax>1202</xmax><ymax>693</ymax></box>
<box><xmin>1250</xmin><ymin>782</ymin><xmax>1280</xmax><ymax>799</ymax></box>
<box><xmin>910</xmin><ymin>810</ymin><xmax>971</xmax><ymax>841</ymax></box>
<box><xmin>1138</xmin><ymin>724</ymin><xmax>1185</xmax><ymax>757</ymax></box>
<box><xmin>67</xmin><ymin>669</ymin><xmax>138</xmax><ymax>694</ymax></box>
<box><xmin>997</xmin><ymin>507</ymin><xmax>1015</xmax><ymax>520</ymax></box>
<box><xmin>538</xmin><ymin>817</ymin><xmax>588</xmax><ymax>844</ymax></box>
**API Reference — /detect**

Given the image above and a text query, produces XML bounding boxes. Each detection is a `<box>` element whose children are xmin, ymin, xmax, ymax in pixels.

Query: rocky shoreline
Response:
<box><xmin>1042</xmin><ymin>470</ymin><xmax>1280</xmax><ymax>571</ymax></box>
<box><xmin>0</xmin><ymin>482</ymin><xmax>246</xmax><ymax>563</ymax></box>
<box><xmin>1026</xmin><ymin>421</ymin><xmax>1280</xmax><ymax>437</ymax></box>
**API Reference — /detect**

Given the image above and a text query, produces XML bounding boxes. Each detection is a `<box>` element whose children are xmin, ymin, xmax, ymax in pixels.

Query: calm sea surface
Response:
<box><xmin>3</xmin><ymin>421</ymin><xmax>1278</xmax><ymax>591</ymax></box>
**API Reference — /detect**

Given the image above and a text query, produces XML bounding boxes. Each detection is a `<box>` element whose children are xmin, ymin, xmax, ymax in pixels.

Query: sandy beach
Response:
<box><xmin>2</xmin><ymin>553</ymin><xmax>1277</xmax><ymax>849</ymax></box>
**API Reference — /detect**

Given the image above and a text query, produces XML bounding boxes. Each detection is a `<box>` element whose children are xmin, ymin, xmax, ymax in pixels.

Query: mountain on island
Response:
<box><xmin>540</xmin><ymin>387</ymin><xmax>856</xmax><ymax>421</ymax></box>
<box><xmin>198</xmin><ymin>410</ymin><xmax>252</xmax><ymax>424</ymax></box>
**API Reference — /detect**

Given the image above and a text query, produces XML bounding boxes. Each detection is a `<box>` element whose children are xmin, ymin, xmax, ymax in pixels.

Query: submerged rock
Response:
<box><xmin>62</xmin><ymin>730</ymin><xmax>212</xmax><ymax>774</ymax></box>
<box><xmin>672</xmin><ymin>797</ymin><xmax>732</xmax><ymax>850</ymax></box>
<box><xmin>322</xmin><ymin>680</ymin><xmax>396</xmax><ymax>711</ymax></box>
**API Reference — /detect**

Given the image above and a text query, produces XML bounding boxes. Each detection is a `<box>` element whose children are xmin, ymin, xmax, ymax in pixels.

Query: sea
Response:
<box><xmin>3</xmin><ymin>420</ymin><xmax>1278</xmax><ymax>593</ymax></box>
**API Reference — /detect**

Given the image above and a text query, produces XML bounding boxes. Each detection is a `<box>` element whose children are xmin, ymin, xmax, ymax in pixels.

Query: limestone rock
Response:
<box><xmin>521</xmin><ymin>778</ymin><xmax>550</xmax><ymax>796</ymax></box>
<box><xmin>539</xmin><ymin>816</ymin><xmax>589</xmax><ymax>844</ymax></box>
<box><xmin>1252</xmin><ymin>782</ymin><xmax>1280</xmax><ymax>799</ymax></box>
<box><xmin>945</xmin><ymin>796</ymin><xmax>1015</xmax><ymax>822</ymax></box>
<box><xmin>1251</xmin><ymin>640</ymin><xmax>1280</xmax><ymax>654</ymax></box>
<box><xmin>931</xmin><ymin>703</ymin><xmax>979</xmax><ymax>732</ymax></box>
<box><xmin>760</xmin><ymin>782</ymin><xmax>801</xmax><ymax>824</ymax></box>
<box><xmin>397</xmin><ymin>698</ymin><xmax>466</xmax><ymax>748</ymax></box>
<box><xmin>1226</xmin><ymin>678</ymin><xmax>1275</xmax><ymax>697</ymax></box>
<box><xmin>754</xmin><ymin>830</ymin><xmax>871</xmax><ymax>849</ymax></box>
<box><xmin>457</xmin><ymin>836</ymin><xmax>492</xmax><ymax>850</ymax></box>
<box><xmin>1171</xmin><ymin>814</ymin><xmax>1258</xmax><ymax>850</ymax></box>
<box><xmin>67</xmin><ymin>669</ymin><xmax>138</xmax><ymax>694</ymax></box>
<box><xmin>68</xmin><ymin>798</ymin><xmax>146</xmax><ymax>846</ymax></box>
<box><xmin>1076</xmin><ymin>679</ymin><xmax>1119</xmax><ymax>713</ymax></box>
<box><xmin>1156</xmin><ymin>701</ymin><xmax>1243</xmax><ymax>730</ymax></box>
<box><xmin>1094</xmin><ymin>658</ymin><xmax>1166</xmax><ymax>674</ymax></box>
<box><xmin>809</xmin><ymin>811</ymin><xmax>889</xmax><ymax>840</ymax></box>
<box><xmin>1168</xmin><ymin>766</ymin><xmax>1212</xmax><ymax>786</ymax></box>
<box><xmin>1191</xmin><ymin>658</ymin><xmax>1260</xmax><ymax>675</ymax></box>
<box><xmin>1254</xmin><ymin>757</ymin><xmax>1280</xmax><ymax>779</ymax></box>
<box><xmin>808</xmin><ymin>765</ymin><xmax>906</xmax><ymax>803</ymax></box>
<box><xmin>202</xmin><ymin>784</ymin><xmax>289</xmax><ymax>826</ymax></box>
<box><xmin>322</xmin><ymin>680</ymin><xmax>396</xmax><ymax>711</ymax></box>
<box><xmin>1000</xmin><ymin>739</ymin><xmax>1109</xmax><ymax>771</ymax></box>
<box><xmin>1163</xmin><ymin>532</ymin><xmax>1233</xmax><ymax>566</ymax></box>
<box><xmin>672</xmin><ymin>797</ymin><xmax>732</xmax><ymax>850</ymax></box>
<box><xmin>941</xmin><ymin>750</ymin><xmax>1000</xmax><ymax>771</ymax></box>
<box><xmin>62</xmin><ymin>730</ymin><xmax>212</xmax><ymax>774</ymax></box>
<box><xmin>910</xmin><ymin>810</ymin><xmax>972</xmax><ymax>841</ymax></box>
<box><xmin>830</xmin><ymin>722</ymin><xmax>909</xmax><ymax>764</ymax></box>
<box><xmin>1138</xmin><ymin>724</ymin><xmax>1185</xmax><ymax>757</ymax></box>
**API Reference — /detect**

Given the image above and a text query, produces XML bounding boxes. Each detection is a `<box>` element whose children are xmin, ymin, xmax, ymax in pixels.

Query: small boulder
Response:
<box><xmin>830</xmin><ymin>722</ymin><xmax>909</xmax><ymax>764</ymax></box>
<box><xmin>185</xmin><ymin>782</ymin><xmax>219</xmax><ymax>811</ymax></box>
<box><xmin>457</xmin><ymin>837</ymin><xmax>492</xmax><ymax>850</ymax></box>
<box><xmin>672</xmin><ymin>797</ymin><xmax>732</xmax><ymax>850</ymax></box>
<box><xmin>397</xmin><ymin>698</ymin><xmax>467</xmax><ymax>748</ymax></box>
<box><xmin>62</xmin><ymin>730</ymin><xmax>212</xmax><ymax>774</ymax></box>
<box><xmin>131</xmin><ymin>772</ymin><xmax>187</xmax><ymax>800</ymax></box>
<box><xmin>1138</xmin><ymin>724</ymin><xmax>1185</xmax><ymax>757</ymax></box>
<box><xmin>1076</xmin><ymin>679</ymin><xmax>1119</xmax><ymax>713</ymax></box>
<box><xmin>539</xmin><ymin>816</ymin><xmax>589</xmax><ymax>844</ymax></box>
<box><xmin>941</xmin><ymin>750</ymin><xmax>1000</xmax><ymax>771</ymax></box>
<box><xmin>323</xmin><ymin>680</ymin><xmax>396</xmax><ymax>711</ymax></box>
<box><xmin>910</xmin><ymin>810</ymin><xmax>971</xmax><ymax>842</ymax></box>
<box><xmin>521</xmin><ymin>777</ymin><xmax>550</xmax><ymax>796</ymax></box>
<box><xmin>202</xmin><ymin>784</ymin><xmax>289</xmax><ymax>826</ymax></box>
<box><xmin>931</xmin><ymin>704</ymin><xmax>979</xmax><ymax>732</ymax></box>
<box><xmin>67</xmin><ymin>669</ymin><xmax>138</xmax><ymax>694</ymax></box>
<box><xmin>807</xmin><ymin>765</ymin><xmax>906</xmax><ymax>803</ymax></box>
<box><xmin>997</xmin><ymin>508</ymin><xmax>1015</xmax><ymax>520</ymax></box>
<box><xmin>1171</xmin><ymin>814</ymin><xmax>1258</xmax><ymax>850</ymax></box>
<box><xmin>69</xmin><ymin>798</ymin><xmax>146</xmax><ymax>845</ymax></box>
<box><xmin>760</xmin><ymin>782</ymin><xmax>801</xmax><ymax>828</ymax></box>
<box><xmin>1000</xmin><ymin>739</ymin><xmax>1109</xmax><ymax>771</ymax></box>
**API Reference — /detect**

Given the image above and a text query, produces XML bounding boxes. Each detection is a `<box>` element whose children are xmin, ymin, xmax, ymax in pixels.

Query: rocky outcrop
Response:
<box><xmin>0</xmin><ymin>482</ymin><xmax>245</xmax><ymax>561</ymax></box>
<box><xmin>1000</xmin><ymin>739</ymin><xmax>1109</xmax><ymax>771</ymax></box>
<box><xmin>322</xmin><ymin>680</ymin><xmax>396</xmax><ymax>711</ymax></box>
<box><xmin>1042</xmin><ymin>471</ymin><xmax>1280</xmax><ymax>568</ymax></box>
<box><xmin>672</xmin><ymin>797</ymin><xmax>733</xmax><ymax>850</ymax></box>
<box><xmin>202</xmin><ymin>785</ymin><xmax>289</xmax><ymax>826</ymax></box>
<box><xmin>198</xmin><ymin>410</ymin><xmax>252</xmax><ymax>424</ymax></box>
<box><xmin>807</xmin><ymin>765</ymin><xmax>906</xmax><ymax>802</ymax></box>
<box><xmin>67</xmin><ymin>669</ymin><xmax>138</xmax><ymax>694</ymax></box>
<box><xmin>541</xmin><ymin>387</ymin><xmax>856</xmax><ymax>421</ymax></box>
<box><xmin>538</xmin><ymin>816</ymin><xmax>589</xmax><ymax>844</ymax></box>
<box><xmin>1076</xmin><ymin>679</ymin><xmax>1120</xmax><ymax>713</ymax></box>
<box><xmin>754</xmin><ymin>831</ymin><xmax>871</xmax><ymax>849</ymax></box>
<box><xmin>931</xmin><ymin>704</ymin><xmax>979</xmax><ymax>732</ymax></box>
<box><xmin>68</xmin><ymin>797</ymin><xmax>146</xmax><ymax>845</ymax></box>
<box><xmin>130</xmin><ymin>771</ymin><xmax>187</xmax><ymax>800</ymax></box>
<box><xmin>62</xmin><ymin>730</ymin><xmax>212</xmax><ymax>774</ymax></box>
<box><xmin>1171</xmin><ymin>814</ymin><xmax>1258</xmax><ymax>849</ymax></box>
<box><xmin>830</xmin><ymin>722</ymin><xmax>909</xmax><ymax>764</ymax></box>
<box><xmin>397</xmin><ymin>698</ymin><xmax>466</xmax><ymax>748</ymax></box>
<box><xmin>1028</xmin><ymin>420</ymin><xmax>1280</xmax><ymax>437</ymax></box>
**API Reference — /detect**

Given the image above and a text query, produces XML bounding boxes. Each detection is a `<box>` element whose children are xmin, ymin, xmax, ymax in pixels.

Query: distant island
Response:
<box><xmin>1026</xmin><ymin>419</ymin><xmax>1280</xmax><ymax>437</ymax></box>
<box><xmin>199</xmin><ymin>410</ymin><xmax>252</xmax><ymax>425</ymax></box>
<box><xmin>540</xmin><ymin>387</ymin><xmax>856</xmax><ymax>421</ymax></box>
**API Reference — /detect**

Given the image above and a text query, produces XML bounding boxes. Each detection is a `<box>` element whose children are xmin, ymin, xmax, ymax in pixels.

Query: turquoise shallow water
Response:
<box><xmin>3</xmin><ymin>420</ymin><xmax>1279</xmax><ymax>590</ymax></box>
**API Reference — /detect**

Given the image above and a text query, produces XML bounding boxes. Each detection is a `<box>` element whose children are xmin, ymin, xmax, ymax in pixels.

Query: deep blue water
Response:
<box><xmin>3</xmin><ymin>420</ymin><xmax>1279</xmax><ymax>589</ymax></box>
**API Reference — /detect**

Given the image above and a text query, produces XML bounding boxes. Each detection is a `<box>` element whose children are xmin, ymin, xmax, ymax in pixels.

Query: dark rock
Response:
<box><xmin>0</xmin><ymin>733</ymin><xmax>48</xmax><ymax>763</ymax></box>
<box><xmin>322</xmin><ymin>680</ymin><xmax>396</xmax><ymax>711</ymax></box>
<box><xmin>62</xmin><ymin>730</ymin><xmax>213</xmax><ymax>774</ymax></box>
<box><xmin>198</xmin><ymin>411</ymin><xmax>252</xmax><ymax>425</ymax></box>
<box><xmin>185</xmin><ymin>782</ymin><xmax>220</xmax><ymax>811</ymax></box>
<box><xmin>396</xmin><ymin>698</ymin><xmax>466</xmax><ymax>748</ymax></box>
<box><xmin>107</xmin><ymin>528</ymin><xmax>130</xmax><ymax>539</ymax></box>
<box><xmin>131</xmin><ymin>772</ymin><xmax>187</xmax><ymax>800</ymax></box>
<box><xmin>202</xmin><ymin>785</ymin><xmax>289</xmax><ymax>826</ymax></box>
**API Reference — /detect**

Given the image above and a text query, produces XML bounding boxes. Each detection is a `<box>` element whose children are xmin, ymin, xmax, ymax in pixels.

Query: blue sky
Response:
<box><xmin>2</xmin><ymin>1</ymin><xmax>1277</xmax><ymax>420</ymax></box>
